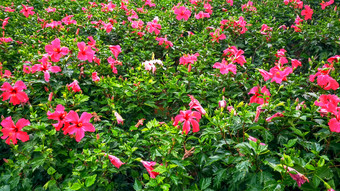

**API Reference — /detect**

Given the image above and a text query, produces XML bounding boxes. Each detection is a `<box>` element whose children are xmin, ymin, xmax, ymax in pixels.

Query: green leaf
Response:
<box><xmin>284</xmin><ymin>139</ymin><xmax>297</xmax><ymax>148</ymax></box>
<box><xmin>43</xmin><ymin>180</ymin><xmax>56</xmax><ymax>190</ymax></box>
<box><xmin>70</xmin><ymin>183</ymin><xmax>82</xmax><ymax>190</ymax></box>
<box><xmin>85</xmin><ymin>174</ymin><xmax>97</xmax><ymax>187</ymax></box>
<box><xmin>133</xmin><ymin>179</ymin><xmax>142</xmax><ymax>190</ymax></box>
<box><xmin>153</xmin><ymin>165</ymin><xmax>167</xmax><ymax>174</ymax></box>
<box><xmin>47</xmin><ymin>167</ymin><xmax>56</xmax><ymax>175</ymax></box>
<box><xmin>200</xmin><ymin>177</ymin><xmax>211</xmax><ymax>190</ymax></box>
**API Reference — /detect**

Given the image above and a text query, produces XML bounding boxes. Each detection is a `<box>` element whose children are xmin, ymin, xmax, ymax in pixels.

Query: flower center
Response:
<box><xmin>77</xmin><ymin>122</ymin><xmax>83</xmax><ymax>128</ymax></box>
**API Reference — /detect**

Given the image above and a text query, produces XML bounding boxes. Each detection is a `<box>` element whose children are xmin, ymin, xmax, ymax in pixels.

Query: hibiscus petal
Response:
<box><xmin>16</xmin><ymin>118</ymin><xmax>30</xmax><ymax>130</ymax></box>
<box><xmin>1</xmin><ymin>117</ymin><xmax>15</xmax><ymax>129</ymax></box>
<box><xmin>65</xmin><ymin>110</ymin><xmax>79</xmax><ymax>123</ymax></box>
<box><xmin>16</xmin><ymin>131</ymin><xmax>29</xmax><ymax>142</ymax></box>
<box><xmin>75</xmin><ymin>128</ymin><xmax>85</xmax><ymax>142</ymax></box>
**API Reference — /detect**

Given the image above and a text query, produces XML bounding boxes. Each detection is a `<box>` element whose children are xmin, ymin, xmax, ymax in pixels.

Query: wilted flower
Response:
<box><xmin>188</xmin><ymin>95</ymin><xmax>206</xmax><ymax>115</ymax></box>
<box><xmin>114</xmin><ymin>112</ymin><xmax>124</xmax><ymax>125</ymax></box>
<box><xmin>284</xmin><ymin>166</ymin><xmax>309</xmax><ymax>187</ymax></box>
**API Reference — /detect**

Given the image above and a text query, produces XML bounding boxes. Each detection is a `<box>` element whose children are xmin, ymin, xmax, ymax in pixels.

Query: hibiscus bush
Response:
<box><xmin>0</xmin><ymin>0</ymin><xmax>339</xmax><ymax>190</ymax></box>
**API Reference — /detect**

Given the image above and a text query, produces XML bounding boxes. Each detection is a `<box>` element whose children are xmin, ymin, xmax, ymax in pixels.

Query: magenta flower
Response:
<box><xmin>174</xmin><ymin>6</ymin><xmax>191</xmax><ymax>21</ymax></box>
<box><xmin>107</xmin><ymin>56</ymin><xmax>122</xmax><ymax>74</ymax></box>
<box><xmin>32</xmin><ymin>56</ymin><xmax>61</xmax><ymax>82</ymax></box>
<box><xmin>47</xmin><ymin>104</ymin><xmax>69</xmax><ymax>131</ymax></box>
<box><xmin>61</xmin><ymin>15</ymin><xmax>77</xmax><ymax>25</ymax></box>
<box><xmin>146</xmin><ymin>19</ymin><xmax>162</xmax><ymax>35</ymax></box>
<box><xmin>248</xmin><ymin>86</ymin><xmax>271</xmax><ymax>105</ymax></box>
<box><xmin>195</xmin><ymin>11</ymin><xmax>210</xmax><ymax>19</ymax></box>
<box><xmin>109</xmin><ymin>45</ymin><xmax>122</xmax><ymax>59</ymax></box>
<box><xmin>327</xmin><ymin>55</ymin><xmax>340</xmax><ymax>64</ymax></box>
<box><xmin>321</xmin><ymin>0</ymin><xmax>334</xmax><ymax>10</ymax></box>
<box><xmin>45</xmin><ymin>38</ymin><xmax>69</xmax><ymax>62</ymax></box>
<box><xmin>213</xmin><ymin>58</ymin><xmax>237</xmax><ymax>75</ymax></box>
<box><xmin>155</xmin><ymin>37</ymin><xmax>173</xmax><ymax>49</ymax></box>
<box><xmin>105</xmin><ymin>154</ymin><xmax>125</xmax><ymax>168</ymax></box>
<box><xmin>67</xmin><ymin>80</ymin><xmax>81</xmax><ymax>93</ymax></box>
<box><xmin>269</xmin><ymin>66</ymin><xmax>293</xmax><ymax>84</ymax></box>
<box><xmin>291</xmin><ymin>59</ymin><xmax>302</xmax><ymax>69</ymax></box>
<box><xmin>284</xmin><ymin>166</ymin><xmax>309</xmax><ymax>187</ymax></box>
<box><xmin>328</xmin><ymin>112</ymin><xmax>340</xmax><ymax>133</ymax></box>
<box><xmin>227</xmin><ymin>0</ymin><xmax>234</xmax><ymax>6</ymax></box>
<box><xmin>92</xmin><ymin>72</ymin><xmax>100</xmax><ymax>82</ymax></box>
<box><xmin>209</xmin><ymin>29</ymin><xmax>226</xmax><ymax>43</ymax></box>
<box><xmin>173</xmin><ymin>110</ymin><xmax>201</xmax><ymax>135</ymax></box>
<box><xmin>1</xmin><ymin>116</ymin><xmax>30</xmax><ymax>145</ymax></box>
<box><xmin>0</xmin><ymin>81</ymin><xmax>29</xmax><ymax>105</ymax></box>
<box><xmin>20</xmin><ymin>4</ymin><xmax>35</xmax><ymax>18</ymax></box>
<box><xmin>64</xmin><ymin>111</ymin><xmax>95</xmax><ymax>142</ymax></box>
<box><xmin>301</xmin><ymin>5</ymin><xmax>313</xmax><ymax>20</ymax></box>
<box><xmin>179</xmin><ymin>53</ymin><xmax>199</xmax><ymax>72</ymax></box>
<box><xmin>131</xmin><ymin>20</ymin><xmax>144</xmax><ymax>30</ymax></box>
<box><xmin>316</xmin><ymin>75</ymin><xmax>339</xmax><ymax>91</ymax></box>
<box><xmin>2</xmin><ymin>17</ymin><xmax>9</xmax><ymax>30</ymax></box>
<box><xmin>46</xmin><ymin>7</ymin><xmax>56</xmax><ymax>13</ymax></box>
<box><xmin>77</xmin><ymin>42</ymin><xmax>95</xmax><ymax>62</ymax></box>
<box><xmin>141</xmin><ymin>161</ymin><xmax>160</xmax><ymax>179</ymax></box>
<box><xmin>222</xmin><ymin>46</ymin><xmax>246</xmax><ymax>66</ymax></box>
<box><xmin>314</xmin><ymin>94</ymin><xmax>340</xmax><ymax>115</ymax></box>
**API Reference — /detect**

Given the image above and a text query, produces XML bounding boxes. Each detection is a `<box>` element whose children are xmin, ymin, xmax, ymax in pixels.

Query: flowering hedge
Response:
<box><xmin>0</xmin><ymin>0</ymin><xmax>339</xmax><ymax>190</ymax></box>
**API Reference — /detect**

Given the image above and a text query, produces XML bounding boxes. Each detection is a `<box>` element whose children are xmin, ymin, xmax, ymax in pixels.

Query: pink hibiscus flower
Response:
<box><xmin>173</xmin><ymin>110</ymin><xmax>201</xmax><ymax>135</ymax></box>
<box><xmin>67</xmin><ymin>80</ymin><xmax>81</xmax><ymax>93</ymax></box>
<box><xmin>92</xmin><ymin>72</ymin><xmax>100</xmax><ymax>82</ymax></box>
<box><xmin>179</xmin><ymin>53</ymin><xmax>199</xmax><ymax>72</ymax></box>
<box><xmin>315</xmin><ymin>94</ymin><xmax>340</xmax><ymax>115</ymax></box>
<box><xmin>146</xmin><ymin>19</ymin><xmax>162</xmax><ymax>35</ymax></box>
<box><xmin>20</xmin><ymin>4</ymin><xmax>35</xmax><ymax>18</ymax></box>
<box><xmin>32</xmin><ymin>56</ymin><xmax>61</xmax><ymax>82</ymax></box>
<box><xmin>301</xmin><ymin>5</ymin><xmax>313</xmax><ymax>20</ymax></box>
<box><xmin>213</xmin><ymin>58</ymin><xmax>237</xmax><ymax>75</ymax></box>
<box><xmin>77</xmin><ymin>42</ymin><xmax>95</xmax><ymax>62</ymax></box>
<box><xmin>106</xmin><ymin>154</ymin><xmax>125</xmax><ymax>168</ymax></box>
<box><xmin>1</xmin><ymin>116</ymin><xmax>30</xmax><ymax>145</ymax></box>
<box><xmin>174</xmin><ymin>6</ymin><xmax>191</xmax><ymax>21</ymax></box>
<box><xmin>0</xmin><ymin>81</ymin><xmax>29</xmax><ymax>105</ymax></box>
<box><xmin>45</xmin><ymin>38</ymin><xmax>69</xmax><ymax>62</ymax></box>
<box><xmin>210</xmin><ymin>29</ymin><xmax>226</xmax><ymax>43</ymax></box>
<box><xmin>64</xmin><ymin>111</ymin><xmax>95</xmax><ymax>142</ymax></box>
<box><xmin>109</xmin><ymin>45</ymin><xmax>122</xmax><ymax>59</ymax></box>
<box><xmin>195</xmin><ymin>11</ymin><xmax>210</xmax><ymax>19</ymax></box>
<box><xmin>248</xmin><ymin>86</ymin><xmax>271</xmax><ymax>105</ymax></box>
<box><xmin>141</xmin><ymin>161</ymin><xmax>160</xmax><ymax>179</ymax></box>
<box><xmin>47</xmin><ymin>104</ymin><xmax>69</xmax><ymax>131</ymax></box>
